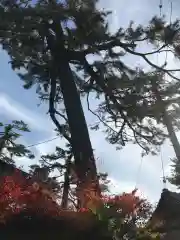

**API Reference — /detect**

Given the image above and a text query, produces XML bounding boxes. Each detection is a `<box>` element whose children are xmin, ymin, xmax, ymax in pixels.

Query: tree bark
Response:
<box><xmin>163</xmin><ymin>112</ymin><xmax>180</xmax><ymax>162</ymax></box>
<box><xmin>46</xmin><ymin>15</ymin><xmax>101</xmax><ymax>208</ymax></box>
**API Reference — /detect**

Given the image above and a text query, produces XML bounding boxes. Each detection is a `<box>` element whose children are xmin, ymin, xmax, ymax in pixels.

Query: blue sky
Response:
<box><xmin>1</xmin><ymin>0</ymin><xmax>180</xmax><ymax>204</ymax></box>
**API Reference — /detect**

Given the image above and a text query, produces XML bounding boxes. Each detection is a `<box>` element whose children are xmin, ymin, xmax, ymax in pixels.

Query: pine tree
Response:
<box><xmin>0</xmin><ymin>120</ymin><xmax>34</xmax><ymax>164</ymax></box>
<box><xmin>1</xmin><ymin>1</ymin><xmax>180</xmax><ymax>206</ymax></box>
<box><xmin>129</xmin><ymin>69</ymin><xmax>180</xmax><ymax>185</ymax></box>
<box><xmin>150</xmin><ymin>72</ymin><xmax>180</xmax><ymax>162</ymax></box>
<box><xmin>125</xmin><ymin>70</ymin><xmax>180</xmax><ymax>155</ymax></box>
<box><xmin>168</xmin><ymin>158</ymin><xmax>180</xmax><ymax>187</ymax></box>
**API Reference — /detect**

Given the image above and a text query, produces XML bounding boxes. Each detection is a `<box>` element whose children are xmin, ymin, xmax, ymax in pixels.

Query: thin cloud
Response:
<box><xmin>0</xmin><ymin>93</ymin><xmax>53</xmax><ymax>133</ymax></box>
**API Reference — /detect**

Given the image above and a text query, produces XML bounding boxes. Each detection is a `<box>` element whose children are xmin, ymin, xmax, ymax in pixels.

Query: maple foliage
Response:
<box><xmin>78</xmin><ymin>187</ymin><xmax>151</xmax><ymax>218</ymax></box>
<box><xmin>0</xmin><ymin>171</ymin><xmax>158</xmax><ymax>239</ymax></box>
<box><xmin>0</xmin><ymin>171</ymin><xmax>152</xmax><ymax>236</ymax></box>
<box><xmin>103</xmin><ymin>190</ymin><xmax>152</xmax><ymax>229</ymax></box>
<box><xmin>0</xmin><ymin>170</ymin><xmax>61</xmax><ymax>222</ymax></box>
<box><xmin>0</xmin><ymin>171</ymin><xmax>150</xmax><ymax>217</ymax></box>
<box><xmin>77</xmin><ymin>189</ymin><xmax>155</xmax><ymax>239</ymax></box>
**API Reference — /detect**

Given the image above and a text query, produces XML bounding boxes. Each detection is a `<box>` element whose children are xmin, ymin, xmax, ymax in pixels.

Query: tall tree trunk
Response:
<box><xmin>46</xmin><ymin>12</ymin><xmax>101</xmax><ymax>208</ymax></box>
<box><xmin>0</xmin><ymin>136</ymin><xmax>5</xmax><ymax>153</ymax></box>
<box><xmin>57</xmin><ymin>59</ymin><xmax>101</xmax><ymax>208</ymax></box>
<box><xmin>152</xmin><ymin>80</ymin><xmax>180</xmax><ymax>162</ymax></box>
<box><xmin>61</xmin><ymin>157</ymin><xmax>71</xmax><ymax>209</ymax></box>
<box><xmin>57</xmin><ymin>55</ymin><xmax>101</xmax><ymax>208</ymax></box>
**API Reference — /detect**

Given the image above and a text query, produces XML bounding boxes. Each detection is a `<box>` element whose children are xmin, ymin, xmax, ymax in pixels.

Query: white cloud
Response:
<box><xmin>99</xmin><ymin>0</ymin><xmax>158</xmax><ymax>33</ymax></box>
<box><xmin>90</xmin><ymin>130</ymin><xmax>162</xmax><ymax>202</ymax></box>
<box><xmin>0</xmin><ymin>92</ymin><xmax>54</xmax><ymax>133</ymax></box>
<box><xmin>109</xmin><ymin>177</ymin><xmax>158</xmax><ymax>203</ymax></box>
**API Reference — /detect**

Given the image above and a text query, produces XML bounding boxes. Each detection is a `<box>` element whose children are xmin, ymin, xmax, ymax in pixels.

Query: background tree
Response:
<box><xmin>135</xmin><ymin>70</ymin><xmax>180</xmax><ymax>187</ymax></box>
<box><xmin>150</xmin><ymin>73</ymin><xmax>180</xmax><ymax>161</ymax></box>
<box><xmin>119</xmin><ymin>69</ymin><xmax>180</xmax><ymax>156</ymax></box>
<box><xmin>0</xmin><ymin>120</ymin><xmax>34</xmax><ymax>164</ymax></box>
<box><xmin>1</xmin><ymin>1</ymin><xmax>180</xmax><ymax>206</ymax></box>
<box><xmin>168</xmin><ymin>158</ymin><xmax>180</xmax><ymax>187</ymax></box>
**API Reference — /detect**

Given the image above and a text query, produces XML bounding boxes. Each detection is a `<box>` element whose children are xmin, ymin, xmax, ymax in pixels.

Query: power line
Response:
<box><xmin>135</xmin><ymin>0</ymin><xmax>164</xmax><ymax>189</ymax></box>
<box><xmin>26</xmin><ymin>136</ymin><xmax>60</xmax><ymax>148</ymax></box>
<box><xmin>158</xmin><ymin>0</ymin><xmax>166</xmax><ymax>189</ymax></box>
<box><xmin>159</xmin><ymin>0</ymin><xmax>163</xmax><ymax>17</ymax></box>
<box><xmin>164</xmin><ymin>1</ymin><xmax>173</xmax><ymax>66</ymax></box>
<box><xmin>157</xmin><ymin>0</ymin><xmax>163</xmax><ymax>65</ymax></box>
<box><xmin>135</xmin><ymin>156</ymin><xmax>143</xmax><ymax>189</ymax></box>
<box><xmin>169</xmin><ymin>1</ymin><xmax>173</xmax><ymax>24</ymax></box>
<box><xmin>160</xmin><ymin>146</ymin><xmax>167</xmax><ymax>188</ymax></box>
<box><xmin>157</xmin><ymin>0</ymin><xmax>173</xmax><ymax>189</ymax></box>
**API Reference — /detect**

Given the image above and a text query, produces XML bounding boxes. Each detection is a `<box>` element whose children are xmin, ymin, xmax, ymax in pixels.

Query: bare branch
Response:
<box><xmin>68</xmin><ymin>41</ymin><xmax>180</xmax><ymax>81</ymax></box>
<box><xmin>122</xmin><ymin>46</ymin><xmax>180</xmax><ymax>81</ymax></box>
<box><xmin>86</xmin><ymin>92</ymin><xmax>120</xmax><ymax>135</ymax></box>
<box><xmin>83</xmin><ymin>57</ymin><xmax>163</xmax><ymax>147</ymax></box>
<box><xmin>54</xmin><ymin>109</ymin><xmax>68</xmax><ymax>122</ymax></box>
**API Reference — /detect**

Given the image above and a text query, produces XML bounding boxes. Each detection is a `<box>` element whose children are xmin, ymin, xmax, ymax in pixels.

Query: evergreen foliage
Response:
<box><xmin>0</xmin><ymin>120</ymin><xmax>34</xmax><ymax>164</ymax></box>
<box><xmin>0</xmin><ymin>1</ymin><xmax>180</xmax><ymax>157</ymax></box>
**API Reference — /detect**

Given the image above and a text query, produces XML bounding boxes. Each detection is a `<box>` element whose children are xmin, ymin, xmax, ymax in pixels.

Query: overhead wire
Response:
<box><xmin>169</xmin><ymin>1</ymin><xmax>173</xmax><ymax>24</ymax></box>
<box><xmin>158</xmin><ymin>0</ymin><xmax>167</xmax><ymax>189</ymax></box>
<box><xmin>159</xmin><ymin>0</ymin><xmax>163</xmax><ymax>17</ymax></box>
<box><xmin>160</xmin><ymin>146</ymin><xmax>166</xmax><ymax>188</ymax></box>
<box><xmin>135</xmin><ymin>156</ymin><xmax>143</xmax><ymax>189</ymax></box>
<box><xmin>26</xmin><ymin>136</ymin><xmax>60</xmax><ymax>148</ymax></box>
<box><xmin>164</xmin><ymin>1</ymin><xmax>173</xmax><ymax>66</ymax></box>
<box><xmin>135</xmin><ymin>0</ymin><xmax>173</xmax><ymax>190</ymax></box>
<box><xmin>158</xmin><ymin>0</ymin><xmax>173</xmax><ymax>189</ymax></box>
<box><xmin>134</xmin><ymin>1</ymin><xmax>163</xmax><ymax>189</ymax></box>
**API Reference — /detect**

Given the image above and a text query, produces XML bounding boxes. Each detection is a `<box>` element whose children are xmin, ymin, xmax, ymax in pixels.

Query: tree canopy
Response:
<box><xmin>1</xmin><ymin>1</ymin><xmax>180</xmax><ymax>156</ymax></box>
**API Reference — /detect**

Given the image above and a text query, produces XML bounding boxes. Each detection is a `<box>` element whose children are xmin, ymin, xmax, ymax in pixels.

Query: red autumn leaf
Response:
<box><xmin>0</xmin><ymin>170</ymin><xmax>150</xmax><ymax>227</ymax></box>
<box><xmin>0</xmin><ymin>172</ymin><xmax>61</xmax><ymax>222</ymax></box>
<box><xmin>79</xmin><ymin>208</ymin><xmax>89</xmax><ymax>212</ymax></box>
<box><xmin>100</xmin><ymin>189</ymin><xmax>146</xmax><ymax>215</ymax></box>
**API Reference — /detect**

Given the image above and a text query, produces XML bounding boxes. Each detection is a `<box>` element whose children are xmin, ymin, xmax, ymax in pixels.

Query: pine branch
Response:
<box><xmin>67</xmin><ymin>42</ymin><xmax>180</xmax><ymax>81</ymax></box>
<box><xmin>83</xmin><ymin>57</ymin><xmax>154</xmax><ymax>140</ymax></box>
